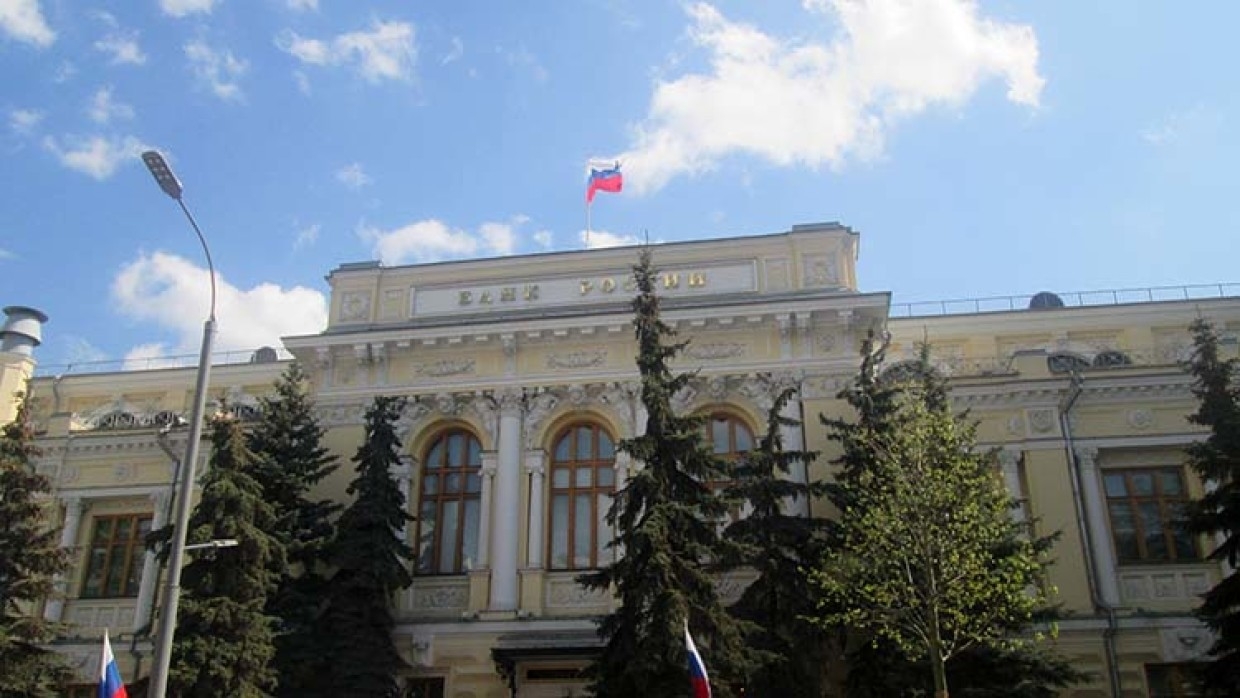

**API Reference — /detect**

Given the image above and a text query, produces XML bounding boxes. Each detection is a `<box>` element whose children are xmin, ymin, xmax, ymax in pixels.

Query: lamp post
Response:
<box><xmin>141</xmin><ymin>150</ymin><xmax>217</xmax><ymax>698</ymax></box>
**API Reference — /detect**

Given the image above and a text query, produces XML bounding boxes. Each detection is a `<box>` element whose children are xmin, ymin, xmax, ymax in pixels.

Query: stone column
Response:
<box><xmin>478</xmin><ymin>455</ymin><xmax>498</xmax><ymax>569</ymax></box>
<box><xmin>524</xmin><ymin>451</ymin><xmax>547</xmax><ymax>568</ymax></box>
<box><xmin>133</xmin><ymin>488</ymin><xmax>172</xmax><ymax>632</ymax></box>
<box><xmin>778</xmin><ymin>385</ymin><xmax>810</xmax><ymax>517</ymax></box>
<box><xmin>1075</xmin><ymin>447</ymin><xmax>1121</xmax><ymax>606</ymax></box>
<box><xmin>43</xmin><ymin>496</ymin><xmax>85</xmax><ymax>622</ymax></box>
<box><xmin>489</xmin><ymin>388</ymin><xmax>524</xmax><ymax>612</ymax></box>
<box><xmin>997</xmin><ymin>448</ymin><xmax>1026</xmax><ymax>525</ymax></box>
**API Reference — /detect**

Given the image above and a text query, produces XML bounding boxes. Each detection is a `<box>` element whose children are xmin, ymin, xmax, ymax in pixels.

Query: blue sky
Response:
<box><xmin>1</xmin><ymin>0</ymin><xmax>1237</xmax><ymax>371</ymax></box>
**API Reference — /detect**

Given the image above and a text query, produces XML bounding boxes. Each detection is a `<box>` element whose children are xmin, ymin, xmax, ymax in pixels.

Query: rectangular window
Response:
<box><xmin>81</xmin><ymin>513</ymin><xmax>152</xmax><ymax>598</ymax></box>
<box><xmin>1146</xmin><ymin>663</ymin><xmax>1203</xmax><ymax>697</ymax></box>
<box><xmin>1104</xmin><ymin>468</ymin><xmax>1197</xmax><ymax>564</ymax></box>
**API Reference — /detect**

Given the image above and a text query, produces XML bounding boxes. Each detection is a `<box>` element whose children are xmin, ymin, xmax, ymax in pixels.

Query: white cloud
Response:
<box><xmin>294</xmin><ymin>223</ymin><xmax>320</xmax><ymax>249</ymax></box>
<box><xmin>88</xmin><ymin>86</ymin><xmax>135</xmax><ymax>124</ymax></box>
<box><xmin>336</xmin><ymin>162</ymin><xmax>371</xmax><ymax>189</ymax></box>
<box><xmin>532</xmin><ymin>229</ymin><xmax>553</xmax><ymax>249</ymax></box>
<box><xmin>609</xmin><ymin>0</ymin><xmax>1043</xmax><ymax>194</ymax></box>
<box><xmin>287</xmin><ymin>0</ymin><xmax>317</xmax><ymax>10</ymax></box>
<box><xmin>159</xmin><ymin>0</ymin><xmax>218</xmax><ymax>18</ymax></box>
<box><xmin>9</xmin><ymin>107</ymin><xmax>42</xmax><ymax>135</ymax></box>
<box><xmin>580</xmin><ymin>229</ymin><xmax>643</xmax><ymax>249</ymax></box>
<box><xmin>1142</xmin><ymin>105</ymin><xmax>1220</xmax><ymax>146</ymax></box>
<box><xmin>499</xmin><ymin>45</ymin><xmax>547</xmax><ymax>82</ymax></box>
<box><xmin>293</xmin><ymin>70</ymin><xmax>311</xmax><ymax>95</ymax></box>
<box><xmin>61</xmin><ymin>336</ymin><xmax>109</xmax><ymax>366</ymax></box>
<box><xmin>42</xmin><ymin>134</ymin><xmax>147</xmax><ymax>180</ymax></box>
<box><xmin>185</xmin><ymin>39</ymin><xmax>247</xmax><ymax>101</ymax></box>
<box><xmin>276</xmin><ymin>20</ymin><xmax>417</xmax><ymax>83</ymax></box>
<box><xmin>95</xmin><ymin>30</ymin><xmax>146</xmax><ymax>65</ymax></box>
<box><xmin>358</xmin><ymin>217</ymin><xmax>525</xmax><ymax>265</ymax></box>
<box><xmin>112</xmin><ymin>251</ymin><xmax>328</xmax><ymax>356</ymax></box>
<box><xmin>442</xmin><ymin>36</ymin><xmax>463</xmax><ymax>65</ymax></box>
<box><xmin>0</xmin><ymin>247</ymin><xmax>14</xmax><ymax>259</ymax></box>
<box><xmin>52</xmin><ymin>61</ymin><xmax>75</xmax><ymax>82</ymax></box>
<box><xmin>0</xmin><ymin>0</ymin><xmax>55</xmax><ymax>46</ymax></box>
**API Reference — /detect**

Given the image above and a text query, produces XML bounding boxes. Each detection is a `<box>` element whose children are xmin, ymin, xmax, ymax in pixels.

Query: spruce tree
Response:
<box><xmin>1184</xmin><ymin>318</ymin><xmax>1240</xmax><ymax>694</ymax></box>
<box><xmin>580</xmin><ymin>249</ymin><xmax>753</xmax><ymax>698</ymax></box>
<box><xmin>816</xmin><ymin>341</ymin><xmax>1073</xmax><ymax>698</ymax></box>
<box><xmin>722</xmin><ymin>388</ymin><xmax>831</xmax><ymax>698</ymax></box>
<box><xmin>169</xmin><ymin>413</ymin><xmax>285</xmax><ymax>697</ymax></box>
<box><xmin>321</xmin><ymin>396</ymin><xmax>414</xmax><ymax>697</ymax></box>
<box><xmin>0</xmin><ymin>395</ymin><xmax>73</xmax><ymax>698</ymax></box>
<box><xmin>247</xmin><ymin>362</ymin><xmax>339</xmax><ymax>698</ymax></box>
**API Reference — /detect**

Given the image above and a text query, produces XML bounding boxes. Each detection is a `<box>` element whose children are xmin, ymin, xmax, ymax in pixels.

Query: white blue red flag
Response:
<box><xmin>586</xmin><ymin>162</ymin><xmax>623</xmax><ymax>203</ymax></box>
<box><xmin>685</xmin><ymin>622</ymin><xmax>712</xmax><ymax>698</ymax></box>
<box><xmin>98</xmin><ymin>629</ymin><xmax>129</xmax><ymax>698</ymax></box>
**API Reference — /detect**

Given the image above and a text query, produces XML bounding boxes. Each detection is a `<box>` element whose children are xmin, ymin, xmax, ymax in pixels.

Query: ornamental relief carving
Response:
<box><xmin>546</xmin><ymin>349</ymin><xmax>607</xmax><ymax>369</ymax></box>
<box><xmin>684</xmin><ymin>342</ymin><xmax>746</xmax><ymax>361</ymax></box>
<box><xmin>411</xmin><ymin>582</ymin><xmax>468</xmax><ymax>610</ymax></box>
<box><xmin>546</xmin><ymin>578</ymin><xmax>607</xmax><ymax>607</ymax></box>
<box><xmin>416</xmin><ymin>359</ymin><xmax>476</xmax><ymax>377</ymax></box>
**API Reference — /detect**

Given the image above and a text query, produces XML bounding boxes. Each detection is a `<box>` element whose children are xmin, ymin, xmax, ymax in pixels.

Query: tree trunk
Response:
<box><xmin>928</xmin><ymin>606</ymin><xmax>950</xmax><ymax>698</ymax></box>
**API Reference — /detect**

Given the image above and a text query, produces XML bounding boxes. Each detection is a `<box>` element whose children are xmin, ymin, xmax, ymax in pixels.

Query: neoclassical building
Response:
<box><xmin>7</xmin><ymin>222</ymin><xmax>1238</xmax><ymax>697</ymax></box>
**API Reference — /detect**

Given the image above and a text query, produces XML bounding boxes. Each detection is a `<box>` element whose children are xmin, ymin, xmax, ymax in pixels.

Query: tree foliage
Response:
<box><xmin>0</xmin><ymin>395</ymin><xmax>73</xmax><ymax>698</ymax></box>
<box><xmin>814</xmin><ymin>340</ymin><xmax>1059</xmax><ymax>698</ymax></box>
<box><xmin>247</xmin><ymin>362</ymin><xmax>340</xmax><ymax>698</ymax></box>
<box><xmin>580</xmin><ymin>248</ymin><xmax>753</xmax><ymax>698</ymax></box>
<box><xmin>1184</xmin><ymin>318</ymin><xmax>1240</xmax><ymax>694</ymax></box>
<box><xmin>320</xmin><ymin>395</ymin><xmax>413</xmax><ymax>698</ymax></box>
<box><xmin>723</xmin><ymin>388</ymin><xmax>832</xmax><ymax>697</ymax></box>
<box><xmin>170</xmin><ymin>413</ymin><xmax>285</xmax><ymax>697</ymax></box>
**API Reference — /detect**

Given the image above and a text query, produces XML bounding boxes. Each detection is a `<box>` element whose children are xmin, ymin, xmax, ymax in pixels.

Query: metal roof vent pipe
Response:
<box><xmin>0</xmin><ymin>306</ymin><xmax>48</xmax><ymax>357</ymax></box>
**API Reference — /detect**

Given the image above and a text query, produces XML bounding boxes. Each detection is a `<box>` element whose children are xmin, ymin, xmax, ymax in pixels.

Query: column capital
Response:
<box><xmin>997</xmin><ymin>447</ymin><xmax>1022</xmax><ymax>471</ymax></box>
<box><xmin>61</xmin><ymin>495</ymin><xmax>85</xmax><ymax>514</ymax></box>
<box><xmin>496</xmin><ymin>387</ymin><xmax>525</xmax><ymax>416</ymax></box>
<box><xmin>1074</xmin><ymin>446</ymin><xmax>1100</xmax><ymax>469</ymax></box>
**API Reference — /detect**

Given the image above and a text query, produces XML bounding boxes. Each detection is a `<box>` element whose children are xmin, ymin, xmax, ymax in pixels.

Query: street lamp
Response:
<box><xmin>141</xmin><ymin>150</ymin><xmax>217</xmax><ymax>698</ymax></box>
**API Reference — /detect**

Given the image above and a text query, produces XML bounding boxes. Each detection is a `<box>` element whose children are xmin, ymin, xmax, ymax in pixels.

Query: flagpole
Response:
<box><xmin>586</xmin><ymin>200</ymin><xmax>592</xmax><ymax>248</ymax></box>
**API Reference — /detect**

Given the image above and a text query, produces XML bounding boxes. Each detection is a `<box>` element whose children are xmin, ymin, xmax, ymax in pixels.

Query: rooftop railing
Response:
<box><xmin>33</xmin><ymin>346</ymin><xmax>294</xmax><ymax>378</ymax></box>
<box><xmin>891</xmin><ymin>283</ymin><xmax>1240</xmax><ymax>318</ymax></box>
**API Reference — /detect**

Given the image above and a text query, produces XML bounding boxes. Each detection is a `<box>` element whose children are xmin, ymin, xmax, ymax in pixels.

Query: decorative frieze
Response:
<box><xmin>416</xmin><ymin>359</ymin><xmax>475</xmax><ymax>377</ymax></box>
<box><xmin>684</xmin><ymin>342</ymin><xmax>746</xmax><ymax>361</ymax></box>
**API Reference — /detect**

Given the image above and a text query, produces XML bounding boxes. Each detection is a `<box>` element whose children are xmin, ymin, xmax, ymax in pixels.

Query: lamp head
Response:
<box><xmin>142</xmin><ymin>150</ymin><xmax>183</xmax><ymax>200</ymax></box>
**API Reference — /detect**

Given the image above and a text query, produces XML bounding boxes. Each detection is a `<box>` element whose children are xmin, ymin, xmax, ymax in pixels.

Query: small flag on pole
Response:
<box><xmin>586</xmin><ymin>161</ymin><xmax>623</xmax><ymax>203</ymax></box>
<box><xmin>685</xmin><ymin>622</ymin><xmax>712</xmax><ymax>698</ymax></box>
<box><xmin>98</xmin><ymin>629</ymin><xmax>129</xmax><ymax>698</ymax></box>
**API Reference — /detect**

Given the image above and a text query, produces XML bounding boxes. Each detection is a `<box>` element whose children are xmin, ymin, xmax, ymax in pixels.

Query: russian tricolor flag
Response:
<box><xmin>685</xmin><ymin>622</ymin><xmax>712</xmax><ymax>698</ymax></box>
<box><xmin>98</xmin><ymin>629</ymin><xmax>128</xmax><ymax>698</ymax></box>
<box><xmin>586</xmin><ymin>162</ymin><xmax>623</xmax><ymax>203</ymax></box>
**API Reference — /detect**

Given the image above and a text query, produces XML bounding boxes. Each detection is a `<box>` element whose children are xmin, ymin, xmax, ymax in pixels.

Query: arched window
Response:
<box><xmin>705</xmin><ymin>412</ymin><xmax>754</xmax><ymax>485</ymax></box>
<box><xmin>415</xmin><ymin>429</ymin><xmax>482</xmax><ymax>575</ymax></box>
<box><xmin>549</xmin><ymin>423</ymin><xmax>616</xmax><ymax>570</ymax></box>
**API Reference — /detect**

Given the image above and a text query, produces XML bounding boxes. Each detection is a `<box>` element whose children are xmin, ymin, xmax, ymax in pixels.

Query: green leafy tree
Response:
<box><xmin>814</xmin><ymin>343</ymin><xmax>1058</xmax><ymax>698</ymax></box>
<box><xmin>580</xmin><ymin>249</ymin><xmax>753</xmax><ymax>698</ymax></box>
<box><xmin>248</xmin><ymin>362</ymin><xmax>340</xmax><ymax>698</ymax></box>
<box><xmin>0</xmin><ymin>395</ymin><xmax>73</xmax><ymax>698</ymax></box>
<box><xmin>1184</xmin><ymin>318</ymin><xmax>1240</xmax><ymax>694</ymax></box>
<box><xmin>321</xmin><ymin>396</ymin><xmax>414</xmax><ymax>697</ymax></box>
<box><xmin>723</xmin><ymin>387</ymin><xmax>832</xmax><ymax>697</ymax></box>
<box><xmin>170</xmin><ymin>413</ymin><xmax>285</xmax><ymax>697</ymax></box>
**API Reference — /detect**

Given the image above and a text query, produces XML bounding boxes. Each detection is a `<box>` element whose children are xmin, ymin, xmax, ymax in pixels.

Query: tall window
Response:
<box><xmin>1104</xmin><ymin>467</ymin><xmax>1197</xmax><ymax>563</ymax></box>
<box><xmin>549</xmin><ymin>424</ymin><xmax>616</xmax><ymax>570</ymax></box>
<box><xmin>705</xmin><ymin>412</ymin><xmax>754</xmax><ymax>484</ymax></box>
<box><xmin>416</xmin><ymin>429</ymin><xmax>482</xmax><ymax>575</ymax></box>
<box><xmin>81</xmin><ymin>514</ymin><xmax>152</xmax><ymax>598</ymax></box>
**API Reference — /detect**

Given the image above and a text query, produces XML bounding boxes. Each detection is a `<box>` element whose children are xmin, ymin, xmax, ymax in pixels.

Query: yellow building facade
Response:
<box><xmin>12</xmin><ymin>222</ymin><xmax>1239</xmax><ymax>696</ymax></box>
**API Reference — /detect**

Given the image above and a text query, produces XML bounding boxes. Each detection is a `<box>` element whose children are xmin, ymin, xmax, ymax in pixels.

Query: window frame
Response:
<box><xmin>1145</xmin><ymin>662</ymin><xmax>1203</xmax><ymax>697</ymax></box>
<box><xmin>547</xmin><ymin>422</ymin><xmax>616</xmax><ymax>571</ymax></box>
<box><xmin>414</xmin><ymin>428</ymin><xmax>483</xmax><ymax>576</ymax></box>
<box><xmin>703</xmin><ymin>411</ymin><xmax>754</xmax><ymax>487</ymax></box>
<box><xmin>1103</xmin><ymin>466</ymin><xmax>1198</xmax><ymax>565</ymax></box>
<box><xmin>80</xmin><ymin>513</ymin><xmax>152</xmax><ymax>599</ymax></box>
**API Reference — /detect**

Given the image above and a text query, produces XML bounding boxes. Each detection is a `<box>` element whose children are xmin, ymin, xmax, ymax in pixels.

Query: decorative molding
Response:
<box><xmin>1159</xmin><ymin>626</ymin><xmax>1213</xmax><ymax>662</ymax></box>
<box><xmin>1126</xmin><ymin>408</ymin><xmax>1154</xmax><ymax>430</ymax></box>
<box><xmin>410</xmin><ymin>579</ymin><xmax>469</xmax><ymax>610</ymax></box>
<box><xmin>802</xmin><ymin>253</ymin><xmax>839</xmax><ymax>288</ymax></box>
<box><xmin>546</xmin><ymin>577</ymin><xmax>608</xmax><ymax>608</ymax></box>
<box><xmin>524</xmin><ymin>389</ymin><xmax>561</xmax><ymax>443</ymax></box>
